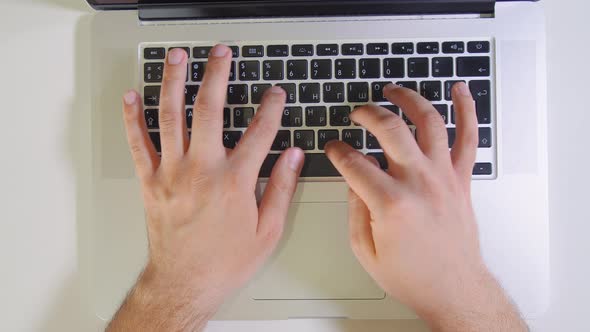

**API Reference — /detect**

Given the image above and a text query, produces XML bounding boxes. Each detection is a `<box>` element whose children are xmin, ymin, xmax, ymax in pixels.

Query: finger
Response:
<box><xmin>348</xmin><ymin>188</ymin><xmax>376</xmax><ymax>263</ymax></box>
<box><xmin>189</xmin><ymin>44</ymin><xmax>232</xmax><ymax>157</ymax></box>
<box><xmin>450</xmin><ymin>82</ymin><xmax>478</xmax><ymax>186</ymax></box>
<box><xmin>232</xmin><ymin>86</ymin><xmax>286</xmax><ymax>183</ymax></box>
<box><xmin>257</xmin><ymin>148</ymin><xmax>304</xmax><ymax>243</ymax></box>
<box><xmin>122</xmin><ymin>90</ymin><xmax>159</xmax><ymax>180</ymax></box>
<box><xmin>159</xmin><ymin>48</ymin><xmax>189</xmax><ymax>162</ymax></box>
<box><xmin>325</xmin><ymin>141</ymin><xmax>398</xmax><ymax>213</ymax></box>
<box><xmin>383</xmin><ymin>84</ymin><xmax>450</xmax><ymax>162</ymax></box>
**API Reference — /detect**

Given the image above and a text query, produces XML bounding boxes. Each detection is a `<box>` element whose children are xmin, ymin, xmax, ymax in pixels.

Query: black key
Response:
<box><xmin>408</xmin><ymin>58</ymin><xmax>429</xmax><ymax>78</ymax></box>
<box><xmin>468</xmin><ymin>41</ymin><xmax>490</xmax><ymax>53</ymax></box>
<box><xmin>330</xmin><ymin>106</ymin><xmax>352</xmax><ymax>126</ymax></box>
<box><xmin>144</xmin><ymin>48</ymin><xmax>165</xmax><ymax>60</ymax></box>
<box><xmin>306</xmin><ymin>106</ymin><xmax>327</xmax><ymax>127</ymax></box>
<box><xmin>323</xmin><ymin>83</ymin><xmax>345</xmax><ymax>103</ymax></box>
<box><xmin>267</xmin><ymin>45</ymin><xmax>289</xmax><ymax>57</ymax></box>
<box><xmin>366</xmin><ymin>131</ymin><xmax>380</xmax><ymax>149</ymax></box>
<box><xmin>229</xmin><ymin>61</ymin><xmax>236</xmax><ymax>81</ymax></box>
<box><xmin>276</xmin><ymin>83</ymin><xmax>296</xmax><ymax>103</ymax></box>
<box><xmin>263</xmin><ymin>60</ymin><xmax>284</xmax><ymax>80</ymax></box>
<box><xmin>451</xmin><ymin>105</ymin><xmax>457</xmax><ymax>124</ymax></box>
<box><xmin>186</xmin><ymin>108</ymin><xmax>193</xmax><ymax>129</ymax></box>
<box><xmin>432</xmin><ymin>57</ymin><xmax>453</xmax><ymax>77</ymax></box>
<box><xmin>145</xmin><ymin>109</ymin><xmax>159</xmax><ymax>129</ymax></box>
<box><xmin>335</xmin><ymin>59</ymin><xmax>356</xmax><ymax>79</ymax></box>
<box><xmin>292</xmin><ymin>44</ymin><xmax>314</xmax><ymax>56</ymax></box>
<box><xmin>251</xmin><ymin>84</ymin><xmax>272</xmax><ymax>104</ymax></box>
<box><xmin>420</xmin><ymin>81</ymin><xmax>442</xmax><ymax>101</ymax></box>
<box><xmin>478</xmin><ymin>127</ymin><xmax>492</xmax><ymax>148</ymax></box>
<box><xmin>392</xmin><ymin>43</ymin><xmax>414</xmax><ymax>55</ymax></box>
<box><xmin>442</xmin><ymin>41</ymin><xmax>465</xmax><ymax>54</ymax></box>
<box><xmin>294</xmin><ymin>130</ymin><xmax>315</xmax><ymax>150</ymax></box>
<box><xmin>343</xmin><ymin>129</ymin><xmax>364</xmax><ymax>149</ymax></box>
<box><xmin>193</xmin><ymin>46</ymin><xmax>212</xmax><ymax>58</ymax></box>
<box><xmin>367</xmin><ymin>152</ymin><xmax>388</xmax><ymax>170</ymax></box>
<box><xmin>272</xmin><ymin>131</ymin><xmax>291</xmax><ymax>151</ymax></box>
<box><xmin>230</xmin><ymin>46</ymin><xmax>239</xmax><ymax>58</ymax></box>
<box><xmin>367</xmin><ymin>43</ymin><xmax>389</xmax><ymax>55</ymax></box>
<box><xmin>317</xmin><ymin>44</ymin><xmax>339</xmax><ymax>56</ymax></box>
<box><xmin>402</xmin><ymin>113</ymin><xmax>414</xmax><ymax>126</ymax></box>
<box><xmin>457</xmin><ymin>56</ymin><xmax>490</xmax><ymax>77</ymax></box>
<box><xmin>149</xmin><ymin>132</ymin><xmax>161</xmax><ymax>152</ymax></box>
<box><xmin>191</xmin><ymin>61</ymin><xmax>206</xmax><ymax>82</ymax></box>
<box><xmin>299</xmin><ymin>83</ymin><xmax>321</xmax><ymax>103</ymax></box>
<box><xmin>144</xmin><ymin>86</ymin><xmax>161</xmax><ymax>106</ymax></box>
<box><xmin>144</xmin><ymin>63</ymin><xmax>164</xmax><ymax>83</ymax></box>
<box><xmin>342</xmin><ymin>43</ymin><xmax>364</xmax><ymax>55</ymax></box>
<box><xmin>282</xmin><ymin>107</ymin><xmax>303</xmax><ymax>127</ymax></box>
<box><xmin>185</xmin><ymin>85</ymin><xmax>199</xmax><ymax>106</ymax></box>
<box><xmin>223</xmin><ymin>108</ymin><xmax>230</xmax><ymax>128</ymax></box>
<box><xmin>473</xmin><ymin>163</ymin><xmax>493</xmax><ymax>175</ymax></box>
<box><xmin>348</xmin><ymin>82</ymin><xmax>369</xmax><ymax>103</ymax></box>
<box><xmin>227</xmin><ymin>84</ymin><xmax>248</xmax><ymax>104</ymax></box>
<box><xmin>383</xmin><ymin>58</ymin><xmax>404</xmax><ymax>78</ymax></box>
<box><xmin>372</xmin><ymin>81</ymin><xmax>392</xmax><ymax>102</ymax></box>
<box><xmin>311</xmin><ymin>59</ymin><xmax>332</xmax><ymax>79</ymax></box>
<box><xmin>395</xmin><ymin>81</ymin><xmax>418</xmax><ymax>92</ymax></box>
<box><xmin>223</xmin><ymin>131</ymin><xmax>242</xmax><ymax>149</ymax></box>
<box><xmin>417</xmin><ymin>42</ymin><xmax>439</xmax><ymax>54</ymax></box>
<box><xmin>259</xmin><ymin>154</ymin><xmax>280</xmax><ymax>177</ymax></box>
<box><xmin>301</xmin><ymin>154</ymin><xmax>340</xmax><ymax>177</ymax></box>
<box><xmin>359</xmin><ymin>59</ymin><xmax>380</xmax><ymax>79</ymax></box>
<box><xmin>169</xmin><ymin>47</ymin><xmax>190</xmax><ymax>58</ymax></box>
<box><xmin>318</xmin><ymin>130</ymin><xmax>339</xmax><ymax>150</ymax></box>
<box><xmin>444</xmin><ymin>80</ymin><xmax>466</xmax><ymax>100</ymax></box>
<box><xmin>233</xmin><ymin>107</ymin><xmax>255</xmax><ymax>128</ymax></box>
<box><xmin>382</xmin><ymin>105</ymin><xmax>400</xmax><ymax>115</ymax></box>
<box><xmin>239</xmin><ymin>61</ymin><xmax>260</xmax><ymax>81</ymax></box>
<box><xmin>469</xmin><ymin>80</ymin><xmax>492</xmax><ymax>124</ymax></box>
<box><xmin>433</xmin><ymin>104</ymin><xmax>449</xmax><ymax>124</ymax></box>
<box><xmin>242</xmin><ymin>45</ymin><xmax>264</xmax><ymax>57</ymax></box>
<box><xmin>287</xmin><ymin>60</ymin><xmax>308</xmax><ymax>80</ymax></box>
<box><xmin>447</xmin><ymin>128</ymin><xmax>456</xmax><ymax>148</ymax></box>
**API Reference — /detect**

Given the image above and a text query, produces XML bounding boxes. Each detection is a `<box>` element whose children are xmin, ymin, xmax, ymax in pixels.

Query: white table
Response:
<box><xmin>1</xmin><ymin>0</ymin><xmax>588</xmax><ymax>330</ymax></box>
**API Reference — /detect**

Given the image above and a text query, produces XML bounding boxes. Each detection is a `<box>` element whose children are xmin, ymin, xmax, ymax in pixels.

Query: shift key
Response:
<box><xmin>469</xmin><ymin>80</ymin><xmax>491</xmax><ymax>124</ymax></box>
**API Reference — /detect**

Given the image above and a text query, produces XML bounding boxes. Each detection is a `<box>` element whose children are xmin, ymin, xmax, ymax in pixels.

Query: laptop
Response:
<box><xmin>86</xmin><ymin>0</ymin><xmax>550</xmax><ymax>322</ymax></box>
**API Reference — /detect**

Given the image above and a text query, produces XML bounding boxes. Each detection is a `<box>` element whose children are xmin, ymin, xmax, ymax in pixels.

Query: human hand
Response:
<box><xmin>108</xmin><ymin>45</ymin><xmax>304</xmax><ymax>331</ymax></box>
<box><xmin>325</xmin><ymin>83</ymin><xmax>527</xmax><ymax>331</ymax></box>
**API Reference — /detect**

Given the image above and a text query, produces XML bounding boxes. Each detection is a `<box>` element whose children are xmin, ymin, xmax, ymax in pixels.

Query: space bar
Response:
<box><xmin>259</xmin><ymin>153</ymin><xmax>341</xmax><ymax>178</ymax></box>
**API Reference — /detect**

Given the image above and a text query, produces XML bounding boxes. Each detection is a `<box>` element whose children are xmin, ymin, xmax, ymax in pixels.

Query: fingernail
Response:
<box><xmin>123</xmin><ymin>91</ymin><xmax>136</xmax><ymax>105</ymax></box>
<box><xmin>455</xmin><ymin>82</ymin><xmax>471</xmax><ymax>97</ymax></box>
<box><xmin>168</xmin><ymin>48</ymin><xmax>185</xmax><ymax>65</ymax></box>
<box><xmin>287</xmin><ymin>148</ymin><xmax>304</xmax><ymax>171</ymax></box>
<box><xmin>270</xmin><ymin>86</ymin><xmax>285</xmax><ymax>95</ymax></box>
<box><xmin>210</xmin><ymin>44</ymin><xmax>229</xmax><ymax>58</ymax></box>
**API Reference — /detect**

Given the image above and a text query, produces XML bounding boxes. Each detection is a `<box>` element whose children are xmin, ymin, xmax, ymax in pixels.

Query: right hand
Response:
<box><xmin>325</xmin><ymin>82</ymin><xmax>526</xmax><ymax>331</ymax></box>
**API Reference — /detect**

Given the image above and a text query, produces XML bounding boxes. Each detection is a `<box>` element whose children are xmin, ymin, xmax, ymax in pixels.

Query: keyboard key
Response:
<box><xmin>442</xmin><ymin>41</ymin><xmax>465</xmax><ymax>54</ymax></box>
<box><xmin>444</xmin><ymin>80</ymin><xmax>466</xmax><ymax>100</ymax></box>
<box><xmin>348</xmin><ymin>82</ymin><xmax>369</xmax><ymax>103</ymax></box>
<box><xmin>145</xmin><ymin>109</ymin><xmax>159</xmax><ymax>129</ymax></box>
<box><xmin>317</xmin><ymin>44</ymin><xmax>339</xmax><ymax>56</ymax></box>
<box><xmin>299</xmin><ymin>83</ymin><xmax>321</xmax><ymax>103</ymax></box>
<box><xmin>144</xmin><ymin>63</ymin><xmax>163</xmax><ymax>83</ymax></box>
<box><xmin>330</xmin><ymin>106</ymin><xmax>352</xmax><ymax>126</ymax></box>
<box><xmin>392</xmin><ymin>42</ymin><xmax>414</xmax><ymax>55</ymax></box>
<box><xmin>395</xmin><ymin>81</ymin><xmax>418</xmax><ymax>92</ymax></box>
<box><xmin>402</xmin><ymin>113</ymin><xmax>414</xmax><ymax>126</ymax></box>
<box><xmin>259</xmin><ymin>154</ymin><xmax>280</xmax><ymax>177</ymax></box>
<box><xmin>468</xmin><ymin>41</ymin><xmax>490</xmax><ymax>53</ymax></box>
<box><xmin>382</xmin><ymin>105</ymin><xmax>400</xmax><ymax>115</ymax></box>
<box><xmin>469</xmin><ymin>80</ymin><xmax>492</xmax><ymax>124</ymax></box>
<box><xmin>478</xmin><ymin>127</ymin><xmax>492</xmax><ymax>148</ymax></box>
<box><xmin>267</xmin><ymin>45</ymin><xmax>289</xmax><ymax>57</ymax></box>
<box><xmin>367</xmin><ymin>43</ymin><xmax>389</xmax><ymax>55</ymax></box>
<box><xmin>343</xmin><ymin>129</ymin><xmax>364</xmax><ymax>149</ymax></box>
<box><xmin>185</xmin><ymin>85</ymin><xmax>199</xmax><ymax>105</ymax></box>
<box><xmin>447</xmin><ymin>128</ymin><xmax>456</xmax><ymax>148</ymax></box>
<box><xmin>263</xmin><ymin>60</ymin><xmax>284</xmax><ymax>80</ymax></box>
<box><xmin>239</xmin><ymin>61</ymin><xmax>260</xmax><ymax>81</ymax></box>
<box><xmin>457</xmin><ymin>56</ymin><xmax>490</xmax><ymax>77</ymax></box>
<box><xmin>186</xmin><ymin>108</ymin><xmax>193</xmax><ymax>129</ymax></box>
<box><xmin>223</xmin><ymin>108</ymin><xmax>230</xmax><ymax>128</ymax></box>
<box><xmin>366</xmin><ymin>131</ymin><xmax>380</xmax><ymax>149</ymax></box>
<box><xmin>276</xmin><ymin>83</ymin><xmax>296</xmax><ymax>103</ymax></box>
<box><xmin>432</xmin><ymin>57</ymin><xmax>453</xmax><ymax>77</ymax></box>
<box><xmin>323</xmin><ymin>82</ymin><xmax>345</xmax><ymax>103</ymax></box>
<box><xmin>223</xmin><ymin>131</ymin><xmax>242</xmax><ymax>149</ymax></box>
<box><xmin>272</xmin><ymin>130</ymin><xmax>291</xmax><ymax>151</ymax></box>
<box><xmin>243</xmin><ymin>45</ymin><xmax>264</xmax><ymax>57</ymax></box>
<box><xmin>433</xmin><ymin>104</ymin><xmax>449</xmax><ymax>124</ymax></box>
<box><xmin>282</xmin><ymin>107</ymin><xmax>303</xmax><ymax>127</ymax></box>
<box><xmin>301</xmin><ymin>154</ymin><xmax>340</xmax><ymax>177</ymax></box>
<box><xmin>473</xmin><ymin>163</ymin><xmax>493</xmax><ymax>175</ymax></box>
<box><xmin>383</xmin><ymin>58</ymin><xmax>404</xmax><ymax>78</ymax></box>
<box><xmin>342</xmin><ymin>43</ymin><xmax>364</xmax><ymax>55</ymax></box>
<box><xmin>417</xmin><ymin>42</ymin><xmax>439</xmax><ymax>54</ymax></box>
<box><xmin>149</xmin><ymin>132</ymin><xmax>162</xmax><ymax>152</ymax></box>
<box><xmin>311</xmin><ymin>59</ymin><xmax>332</xmax><ymax>79</ymax></box>
<box><xmin>169</xmin><ymin>47</ymin><xmax>190</xmax><ymax>58</ymax></box>
<box><xmin>294</xmin><ymin>130</ymin><xmax>315</xmax><ymax>150</ymax></box>
<box><xmin>420</xmin><ymin>81</ymin><xmax>442</xmax><ymax>101</ymax></box>
<box><xmin>367</xmin><ymin>152</ymin><xmax>388</xmax><ymax>170</ymax></box>
<box><xmin>230</xmin><ymin>46</ymin><xmax>239</xmax><ymax>58</ymax></box>
<box><xmin>287</xmin><ymin>60</ymin><xmax>308</xmax><ymax>80</ymax></box>
<box><xmin>144</xmin><ymin>86</ymin><xmax>161</xmax><ymax>106</ymax></box>
<box><xmin>306</xmin><ymin>106</ymin><xmax>327</xmax><ymax>127</ymax></box>
<box><xmin>292</xmin><ymin>44</ymin><xmax>314</xmax><ymax>56</ymax></box>
<box><xmin>251</xmin><ymin>84</ymin><xmax>272</xmax><ymax>104</ymax></box>
<box><xmin>318</xmin><ymin>130</ymin><xmax>339</xmax><ymax>150</ymax></box>
<box><xmin>408</xmin><ymin>58</ymin><xmax>429</xmax><ymax>77</ymax></box>
<box><xmin>191</xmin><ymin>62</ymin><xmax>206</xmax><ymax>82</ymax></box>
<box><xmin>234</xmin><ymin>107</ymin><xmax>255</xmax><ymax>128</ymax></box>
<box><xmin>193</xmin><ymin>46</ymin><xmax>212</xmax><ymax>58</ymax></box>
<box><xmin>229</xmin><ymin>61</ymin><xmax>236</xmax><ymax>81</ymax></box>
<box><xmin>359</xmin><ymin>59</ymin><xmax>380</xmax><ymax>79</ymax></box>
<box><xmin>144</xmin><ymin>47</ymin><xmax>165</xmax><ymax>59</ymax></box>
<box><xmin>372</xmin><ymin>81</ymin><xmax>393</xmax><ymax>102</ymax></box>
<box><xmin>335</xmin><ymin>59</ymin><xmax>356</xmax><ymax>79</ymax></box>
<box><xmin>227</xmin><ymin>84</ymin><xmax>248</xmax><ymax>104</ymax></box>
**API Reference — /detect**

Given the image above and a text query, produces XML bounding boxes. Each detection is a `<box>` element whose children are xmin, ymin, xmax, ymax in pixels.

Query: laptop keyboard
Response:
<box><xmin>140</xmin><ymin>39</ymin><xmax>496</xmax><ymax>179</ymax></box>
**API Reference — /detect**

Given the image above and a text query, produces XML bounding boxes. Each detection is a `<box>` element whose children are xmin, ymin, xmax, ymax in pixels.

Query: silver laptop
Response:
<box><xmin>86</xmin><ymin>0</ymin><xmax>549</xmax><ymax>322</ymax></box>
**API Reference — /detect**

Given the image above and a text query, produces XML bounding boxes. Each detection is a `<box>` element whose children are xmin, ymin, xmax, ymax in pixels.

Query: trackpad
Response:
<box><xmin>250</xmin><ymin>202</ymin><xmax>385</xmax><ymax>300</ymax></box>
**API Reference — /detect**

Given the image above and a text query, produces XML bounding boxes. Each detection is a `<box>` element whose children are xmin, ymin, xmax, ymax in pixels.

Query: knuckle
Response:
<box><xmin>158</xmin><ymin>110</ymin><xmax>182</xmax><ymax>130</ymax></box>
<box><xmin>377</xmin><ymin>114</ymin><xmax>406</xmax><ymax>135</ymax></box>
<box><xmin>268</xmin><ymin>176</ymin><xmax>295</xmax><ymax>196</ymax></box>
<box><xmin>338</xmin><ymin>152</ymin><xmax>365</xmax><ymax>171</ymax></box>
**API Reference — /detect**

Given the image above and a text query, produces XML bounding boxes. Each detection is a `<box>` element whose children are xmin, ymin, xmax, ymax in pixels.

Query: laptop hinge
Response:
<box><xmin>138</xmin><ymin>0</ymin><xmax>496</xmax><ymax>22</ymax></box>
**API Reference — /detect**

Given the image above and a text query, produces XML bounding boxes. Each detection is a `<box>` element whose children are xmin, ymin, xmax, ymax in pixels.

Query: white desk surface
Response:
<box><xmin>1</xmin><ymin>0</ymin><xmax>589</xmax><ymax>331</ymax></box>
